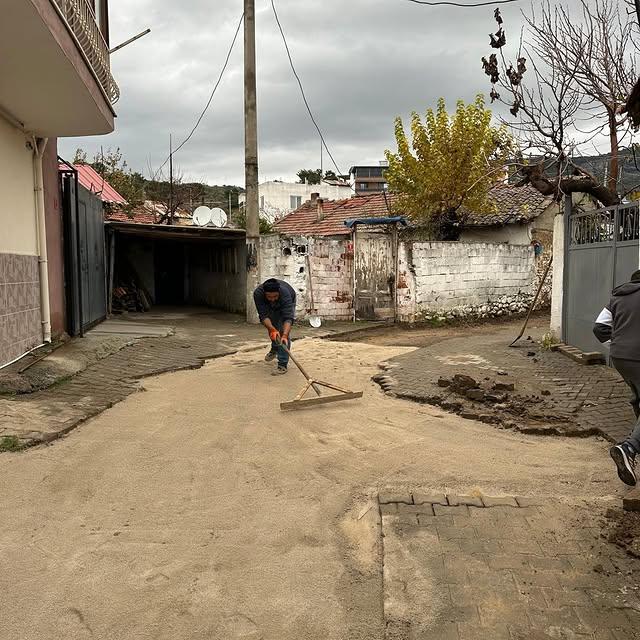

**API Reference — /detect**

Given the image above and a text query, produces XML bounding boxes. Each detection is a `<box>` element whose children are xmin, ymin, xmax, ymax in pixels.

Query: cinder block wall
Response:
<box><xmin>260</xmin><ymin>234</ymin><xmax>353</xmax><ymax>321</ymax></box>
<box><xmin>397</xmin><ymin>241</ymin><xmax>536</xmax><ymax>321</ymax></box>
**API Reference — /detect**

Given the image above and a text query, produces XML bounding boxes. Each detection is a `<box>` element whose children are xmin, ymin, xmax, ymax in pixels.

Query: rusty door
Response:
<box><xmin>354</xmin><ymin>232</ymin><xmax>395</xmax><ymax>320</ymax></box>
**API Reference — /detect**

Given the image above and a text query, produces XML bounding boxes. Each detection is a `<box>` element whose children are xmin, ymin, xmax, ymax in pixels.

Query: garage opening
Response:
<box><xmin>106</xmin><ymin>222</ymin><xmax>247</xmax><ymax>315</ymax></box>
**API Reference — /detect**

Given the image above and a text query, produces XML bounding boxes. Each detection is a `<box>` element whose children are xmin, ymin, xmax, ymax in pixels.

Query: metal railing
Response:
<box><xmin>51</xmin><ymin>0</ymin><xmax>120</xmax><ymax>104</ymax></box>
<box><xmin>570</xmin><ymin>202</ymin><xmax>640</xmax><ymax>246</ymax></box>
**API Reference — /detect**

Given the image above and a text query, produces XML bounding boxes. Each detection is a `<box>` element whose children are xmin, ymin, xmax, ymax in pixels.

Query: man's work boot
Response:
<box><xmin>271</xmin><ymin>366</ymin><xmax>288</xmax><ymax>376</ymax></box>
<box><xmin>265</xmin><ymin>350</ymin><xmax>277</xmax><ymax>362</ymax></box>
<box><xmin>610</xmin><ymin>443</ymin><xmax>637</xmax><ymax>486</ymax></box>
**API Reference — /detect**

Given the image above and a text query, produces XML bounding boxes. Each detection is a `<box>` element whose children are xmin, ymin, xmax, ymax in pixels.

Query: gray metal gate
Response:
<box><xmin>60</xmin><ymin>170</ymin><xmax>107</xmax><ymax>335</ymax></box>
<box><xmin>564</xmin><ymin>202</ymin><xmax>639</xmax><ymax>354</ymax></box>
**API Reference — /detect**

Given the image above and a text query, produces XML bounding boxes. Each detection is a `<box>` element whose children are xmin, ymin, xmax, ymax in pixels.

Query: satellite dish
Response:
<box><xmin>193</xmin><ymin>206</ymin><xmax>213</xmax><ymax>226</ymax></box>
<box><xmin>210</xmin><ymin>207</ymin><xmax>228</xmax><ymax>228</ymax></box>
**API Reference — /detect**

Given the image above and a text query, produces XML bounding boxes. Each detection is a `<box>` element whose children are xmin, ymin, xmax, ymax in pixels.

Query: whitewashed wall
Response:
<box><xmin>261</xmin><ymin>234</ymin><xmax>538</xmax><ymax>323</ymax></box>
<box><xmin>397</xmin><ymin>242</ymin><xmax>536</xmax><ymax>321</ymax></box>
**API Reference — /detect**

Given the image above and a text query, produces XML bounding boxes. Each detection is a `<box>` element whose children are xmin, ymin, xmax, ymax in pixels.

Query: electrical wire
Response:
<box><xmin>152</xmin><ymin>12</ymin><xmax>244</xmax><ymax>179</ymax></box>
<box><xmin>270</xmin><ymin>0</ymin><xmax>394</xmax><ymax>214</ymax></box>
<box><xmin>270</xmin><ymin>0</ymin><xmax>346</xmax><ymax>181</ymax></box>
<box><xmin>403</xmin><ymin>0</ymin><xmax>522</xmax><ymax>6</ymax></box>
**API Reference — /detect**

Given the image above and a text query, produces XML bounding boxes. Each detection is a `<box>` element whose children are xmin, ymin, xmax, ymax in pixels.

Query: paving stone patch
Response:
<box><xmin>379</xmin><ymin>492</ymin><xmax>640</xmax><ymax>639</ymax></box>
<box><xmin>374</xmin><ymin>327</ymin><xmax>635</xmax><ymax>443</ymax></box>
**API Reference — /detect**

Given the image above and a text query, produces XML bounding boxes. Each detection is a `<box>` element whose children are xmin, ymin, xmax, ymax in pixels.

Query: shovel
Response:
<box><xmin>306</xmin><ymin>254</ymin><xmax>322</xmax><ymax>328</ymax></box>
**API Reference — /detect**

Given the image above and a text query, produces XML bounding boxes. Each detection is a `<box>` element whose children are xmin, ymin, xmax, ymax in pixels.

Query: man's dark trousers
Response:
<box><xmin>612</xmin><ymin>357</ymin><xmax>640</xmax><ymax>453</ymax></box>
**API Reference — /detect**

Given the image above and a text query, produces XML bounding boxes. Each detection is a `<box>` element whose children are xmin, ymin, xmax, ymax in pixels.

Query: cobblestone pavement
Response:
<box><xmin>0</xmin><ymin>310</ymin><xmax>375</xmax><ymax>446</ymax></box>
<box><xmin>380</xmin><ymin>492</ymin><xmax>640</xmax><ymax>640</ymax></box>
<box><xmin>374</xmin><ymin>324</ymin><xmax>635</xmax><ymax>443</ymax></box>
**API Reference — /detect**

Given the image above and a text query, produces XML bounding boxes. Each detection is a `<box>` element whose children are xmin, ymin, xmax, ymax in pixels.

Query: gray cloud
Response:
<box><xmin>59</xmin><ymin>0</ymin><xmax>532</xmax><ymax>185</ymax></box>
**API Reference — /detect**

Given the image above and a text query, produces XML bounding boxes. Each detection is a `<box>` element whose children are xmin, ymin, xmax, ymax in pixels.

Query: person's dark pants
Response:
<box><xmin>268</xmin><ymin>316</ymin><xmax>291</xmax><ymax>369</ymax></box>
<box><xmin>611</xmin><ymin>357</ymin><xmax>640</xmax><ymax>453</ymax></box>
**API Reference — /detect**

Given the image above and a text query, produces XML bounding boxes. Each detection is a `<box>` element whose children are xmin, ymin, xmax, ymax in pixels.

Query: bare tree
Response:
<box><xmin>526</xmin><ymin>0</ymin><xmax>636</xmax><ymax>194</ymax></box>
<box><xmin>145</xmin><ymin>161</ymin><xmax>190</xmax><ymax>224</ymax></box>
<box><xmin>482</xmin><ymin>1</ymin><xmax>637</xmax><ymax>205</ymax></box>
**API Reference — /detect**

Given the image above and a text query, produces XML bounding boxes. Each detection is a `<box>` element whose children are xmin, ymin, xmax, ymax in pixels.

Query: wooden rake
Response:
<box><xmin>278</xmin><ymin>341</ymin><xmax>363</xmax><ymax>411</ymax></box>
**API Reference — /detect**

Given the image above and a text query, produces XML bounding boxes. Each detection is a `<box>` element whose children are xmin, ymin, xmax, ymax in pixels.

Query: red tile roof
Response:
<box><xmin>273</xmin><ymin>185</ymin><xmax>552</xmax><ymax>236</ymax></box>
<box><xmin>274</xmin><ymin>192</ymin><xmax>397</xmax><ymax>236</ymax></box>
<box><xmin>105</xmin><ymin>201</ymin><xmax>193</xmax><ymax>225</ymax></box>
<box><xmin>58</xmin><ymin>163</ymin><xmax>128</xmax><ymax>204</ymax></box>
<box><xmin>462</xmin><ymin>184</ymin><xmax>552</xmax><ymax>227</ymax></box>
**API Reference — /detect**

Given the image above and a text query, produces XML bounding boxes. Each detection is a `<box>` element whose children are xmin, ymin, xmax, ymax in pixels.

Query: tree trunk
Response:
<box><xmin>608</xmin><ymin>111</ymin><xmax>619</xmax><ymax>196</ymax></box>
<box><xmin>438</xmin><ymin>208</ymin><xmax>462</xmax><ymax>241</ymax></box>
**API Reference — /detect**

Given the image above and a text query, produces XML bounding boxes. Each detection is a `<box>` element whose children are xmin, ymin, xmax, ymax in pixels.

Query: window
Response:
<box><xmin>290</xmin><ymin>195</ymin><xmax>302</xmax><ymax>209</ymax></box>
<box><xmin>359</xmin><ymin>183</ymin><xmax>368</xmax><ymax>190</ymax></box>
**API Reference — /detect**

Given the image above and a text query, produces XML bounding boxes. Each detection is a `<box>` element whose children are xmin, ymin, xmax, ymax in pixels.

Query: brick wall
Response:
<box><xmin>260</xmin><ymin>234</ymin><xmax>353</xmax><ymax>321</ymax></box>
<box><xmin>397</xmin><ymin>241</ymin><xmax>535</xmax><ymax>321</ymax></box>
<box><xmin>262</xmin><ymin>235</ymin><xmax>537</xmax><ymax>323</ymax></box>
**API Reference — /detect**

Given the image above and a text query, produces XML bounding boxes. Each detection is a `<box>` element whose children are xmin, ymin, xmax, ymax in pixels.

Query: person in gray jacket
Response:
<box><xmin>594</xmin><ymin>269</ymin><xmax>640</xmax><ymax>485</ymax></box>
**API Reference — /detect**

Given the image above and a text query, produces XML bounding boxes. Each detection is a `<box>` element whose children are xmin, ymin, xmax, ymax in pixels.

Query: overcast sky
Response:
<box><xmin>60</xmin><ymin>0</ymin><xmax>556</xmax><ymax>186</ymax></box>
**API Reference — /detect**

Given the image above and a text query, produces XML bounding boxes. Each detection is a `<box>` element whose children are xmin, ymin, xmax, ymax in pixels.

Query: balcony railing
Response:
<box><xmin>51</xmin><ymin>0</ymin><xmax>120</xmax><ymax>104</ymax></box>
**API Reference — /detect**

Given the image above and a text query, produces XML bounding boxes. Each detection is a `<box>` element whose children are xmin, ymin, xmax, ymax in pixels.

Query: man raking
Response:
<box><xmin>254</xmin><ymin>278</ymin><xmax>296</xmax><ymax>376</ymax></box>
<box><xmin>593</xmin><ymin>269</ymin><xmax>640</xmax><ymax>486</ymax></box>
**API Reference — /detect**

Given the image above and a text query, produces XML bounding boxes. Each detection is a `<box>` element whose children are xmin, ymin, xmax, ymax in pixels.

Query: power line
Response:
<box><xmin>152</xmin><ymin>12</ymin><xmax>244</xmax><ymax>179</ymax></box>
<box><xmin>404</xmin><ymin>0</ymin><xmax>521</xmax><ymax>6</ymax></box>
<box><xmin>270</xmin><ymin>0</ymin><xmax>347</xmax><ymax>181</ymax></box>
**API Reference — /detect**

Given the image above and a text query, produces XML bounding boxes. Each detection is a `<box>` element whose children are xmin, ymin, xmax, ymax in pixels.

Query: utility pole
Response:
<box><xmin>169</xmin><ymin>133</ymin><xmax>174</xmax><ymax>225</ymax></box>
<box><xmin>244</xmin><ymin>0</ymin><xmax>260</xmax><ymax>323</ymax></box>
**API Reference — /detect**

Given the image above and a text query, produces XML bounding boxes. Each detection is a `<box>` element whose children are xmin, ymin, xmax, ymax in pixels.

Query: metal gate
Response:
<box><xmin>354</xmin><ymin>232</ymin><xmax>396</xmax><ymax>320</ymax></box>
<box><xmin>564</xmin><ymin>202</ymin><xmax>639</xmax><ymax>354</ymax></box>
<box><xmin>60</xmin><ymin>170</ymin><xmax>107</xmax><ymax>335</ymax></box>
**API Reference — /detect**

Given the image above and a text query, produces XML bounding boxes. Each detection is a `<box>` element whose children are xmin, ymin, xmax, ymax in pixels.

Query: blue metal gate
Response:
<box><xmin>564</xmin><ymin>202</ymin><xmax>639</xmax><ymax>354</ymax></box>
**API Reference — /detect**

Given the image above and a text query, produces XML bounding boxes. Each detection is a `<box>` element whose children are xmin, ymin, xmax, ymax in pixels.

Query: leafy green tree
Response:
<box><xmin>233</xmin><ymin>208</ymin><xmax>273</xmax><ymax>234</ymax></box>
<box><xmin>296</xmin><ymin>168</ymin><xmax>322</xmax><ymax>185</ymax></box>
<box><xmin>385</xmin><ymin>95</ymin><xmax>513</xmax><ymax>240</ymax></box>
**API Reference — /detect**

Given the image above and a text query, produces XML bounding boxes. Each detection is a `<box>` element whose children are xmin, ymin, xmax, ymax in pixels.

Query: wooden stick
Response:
<box><xmin>509</xmin><ymin>256</ymin><xmax>553</xmax><ymax>347</ymax></box>
<box><xmin>279</xmin><ymin>341</ymin><xmax>322</xmax><ymax>396</ymax></box>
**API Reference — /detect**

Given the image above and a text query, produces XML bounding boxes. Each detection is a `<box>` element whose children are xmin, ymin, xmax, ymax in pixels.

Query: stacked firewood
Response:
<box><xmin>112</xmin><ymin>282</ymin><xmax>151</xmax><ymax>313</ymax></box>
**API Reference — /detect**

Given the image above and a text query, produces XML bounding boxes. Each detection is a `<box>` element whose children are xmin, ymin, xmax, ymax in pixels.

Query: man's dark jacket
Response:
<box><xmin>253</xmin><ymin>279</ymin><xmax>297</xmax><ymax>325</ymax></box>
<box><xmin>593</xmin><ymin>281</ymin><xmax>640</xmax><ymax>360</ymax></box>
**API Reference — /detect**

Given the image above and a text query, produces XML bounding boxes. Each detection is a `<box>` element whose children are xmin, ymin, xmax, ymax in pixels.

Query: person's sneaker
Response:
<box><xmin>271</xmin><ymin>366</ymin><xmax>287</xmax><ymax>376</ymax></box>
<box><xmin>265</xmin><ymin>350</ymin><xmax>277</xmax><ymax>362</ymax></box>
<box><xmin>610</xmin><ymin>443</ymin><xmax>637</xmax><ymax>486</ymax></box>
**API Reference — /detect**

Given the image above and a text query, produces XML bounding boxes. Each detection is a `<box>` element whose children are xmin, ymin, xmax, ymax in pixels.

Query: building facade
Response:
<box><xmin>238</xmin><ymin>180</ymin><xmax>352</xmax><ymax>222</ymax></box>
<box><xmin>349</xmin><ymin>163</ymin><xmax>389</xmax><ymax>195</ymax></box>
<box><xmin>0</xmin><ymin>0</ymin><xmax>119</xmax><ymax>367</ymax></box>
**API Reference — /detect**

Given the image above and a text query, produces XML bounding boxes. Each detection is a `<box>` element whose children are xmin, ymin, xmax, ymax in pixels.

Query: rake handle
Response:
<box><xmin>278</xmin><ymin>340</ymin><xmax>322</xmax><ymax>396</ymax></box>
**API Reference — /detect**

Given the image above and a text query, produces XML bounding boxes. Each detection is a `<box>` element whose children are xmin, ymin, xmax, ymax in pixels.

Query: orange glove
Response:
<box><xmin>269</xmin><ymin>328</ymin><xmax>281</xmax><ymax>343</ymax></box>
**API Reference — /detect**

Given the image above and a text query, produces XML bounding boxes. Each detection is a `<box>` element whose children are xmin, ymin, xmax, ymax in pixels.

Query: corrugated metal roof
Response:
<box><xmin>58</xmin><ymin>163</ymin><xmax>127</xmax><ymax>204</ymax></box>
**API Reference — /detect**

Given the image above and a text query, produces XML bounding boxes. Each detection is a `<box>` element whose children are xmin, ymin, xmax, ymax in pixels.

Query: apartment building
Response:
<box><xmin>349</xmin><ymin>162</ymin><xmax>389</xmax><ymax>195</ymax></box>
<box><xmin>0</xmin><ymin>0</ymin><xmax>119</xmax><ymax>367</ymax></box>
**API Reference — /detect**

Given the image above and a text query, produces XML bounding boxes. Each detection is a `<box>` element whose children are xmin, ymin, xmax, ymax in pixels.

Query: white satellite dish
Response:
<box><xmin>210</xmin><ymin>207</ymin><xmax>228</xmax><ymax>228</ymax></box>
<box><xmin>193</xmin><ymin>206</ymin><xmax>213</xmax><ymax>226</ymax></box>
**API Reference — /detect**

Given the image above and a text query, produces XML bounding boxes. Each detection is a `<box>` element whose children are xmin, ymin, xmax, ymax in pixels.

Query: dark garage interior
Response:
<box><xmin>106</xmin><ymin>222</ymin><xmax>247</xmax><ymax>314</ymax></box>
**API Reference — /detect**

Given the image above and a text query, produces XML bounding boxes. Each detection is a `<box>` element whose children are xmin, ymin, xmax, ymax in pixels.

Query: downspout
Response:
<box><xmin>33</xmin><ymin>137</ymin><xmax>51</xmax><ymax>344</ymax></box>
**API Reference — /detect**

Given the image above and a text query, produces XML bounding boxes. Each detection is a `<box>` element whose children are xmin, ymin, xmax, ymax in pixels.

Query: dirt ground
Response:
<box><xmin>336</xmin><ymin>313</ymin><xmax>550</xmax><ymax>348</ymax></box>
<box><xmin>0</xmin><ymin>337</ymin><xmax>630</xmax><ymax>640</ymax></box>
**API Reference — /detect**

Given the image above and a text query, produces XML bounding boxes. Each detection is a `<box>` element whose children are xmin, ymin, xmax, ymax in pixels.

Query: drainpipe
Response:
<box><xmin>32</xmin><ymin>137</ymin><xmax>51</xmax><ymax>344</ymax></box>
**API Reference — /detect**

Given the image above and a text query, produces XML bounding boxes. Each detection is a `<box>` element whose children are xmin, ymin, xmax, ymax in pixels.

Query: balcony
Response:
<box><xmin>52</xmin><ymin>0</ymin><xmax>119</xmax><ymax>105</ymax></box>
<box><xmin>0</xmin><ymin>0</ymin><xmax>118</xmax><ymax>136</ymax></box>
